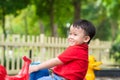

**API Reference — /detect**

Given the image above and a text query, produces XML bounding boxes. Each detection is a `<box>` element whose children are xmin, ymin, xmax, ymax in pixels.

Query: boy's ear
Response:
<box><xmin>84</xmin><ymin>36</ymin><xmax>90</xmax><ymax>43</ymax></box>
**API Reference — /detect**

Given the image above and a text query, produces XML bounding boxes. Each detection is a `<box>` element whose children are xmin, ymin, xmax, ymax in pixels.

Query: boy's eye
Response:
<box><xmin>69</xmin><ymin>33</ymin><xmax>77</xmax><ymax>36</ymax></box>
<box><xmin>74</xmin><ymin>34</ymin><xmax>77</xmax><ymax>36</ymax></box>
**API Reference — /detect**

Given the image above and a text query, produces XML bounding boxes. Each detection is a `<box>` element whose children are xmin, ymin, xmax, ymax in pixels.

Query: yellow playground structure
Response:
<box><xmin>85</xmin><ymin>55</ymin><xmax>102</xmax><ymax>80</ymax></box>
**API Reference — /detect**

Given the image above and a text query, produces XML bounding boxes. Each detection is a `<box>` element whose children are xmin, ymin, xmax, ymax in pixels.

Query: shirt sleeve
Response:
<box><xmin>58</xmin><ymin>46</ymin><xmax>79</xmax><ymax>64</ymax></box>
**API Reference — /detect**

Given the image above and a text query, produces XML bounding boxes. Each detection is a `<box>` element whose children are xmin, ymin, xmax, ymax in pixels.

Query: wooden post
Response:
<box><xmin>40</xmin><ymin>34</ymin><xmax>46</xmax><ymax>62</ymax></box>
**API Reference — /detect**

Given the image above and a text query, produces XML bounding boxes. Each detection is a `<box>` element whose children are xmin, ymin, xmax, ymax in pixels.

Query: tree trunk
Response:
<box><xmin>39</xmin><ymin>20</ymin><xmax>44</xmax><ymax>34</ymax></box>
<box><xmin>72</xmin><ymin>0</ymin><xmax>81</xmax><ymax>22</ymax></box>
<box><xmin>49</xmin><ymin>0</ymin><xmax>57</xmax><ymax>37</ymax></box>
<box><xmin>24</xmin><ymin>15</ymin><xmax>28</xmax><ymax>36</ymax></box>
<box><xmin>109</xmin><ymin>19</ymin><xmax>118</xmax><ymax>41</ymax></box>
<box><xmin>2</xmin><ymin>7</ymin><xmax>7</xmax><ymax>38</ymax></box>
<box><xmin>1</xmin><ymin>7</ymin><xmax>6</xmax><ymax>63</ymax></box>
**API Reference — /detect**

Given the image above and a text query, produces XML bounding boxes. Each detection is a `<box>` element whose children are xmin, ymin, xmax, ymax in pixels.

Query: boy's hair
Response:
<box><xmin>72</xmin><ymin>19</ymin><xmax>96</xmax><ymax>44</ymax></box>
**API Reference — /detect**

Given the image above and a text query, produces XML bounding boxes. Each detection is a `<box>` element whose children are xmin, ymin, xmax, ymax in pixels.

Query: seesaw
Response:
<box><xmin>0</xmin><ymin>55</ymin><xmax>102</xmax><ymax>80</ymax></box>
<box><xmin>0</xmin><ymin>56</ymin><xmax>31</xmax><ymax>80</ymax></box>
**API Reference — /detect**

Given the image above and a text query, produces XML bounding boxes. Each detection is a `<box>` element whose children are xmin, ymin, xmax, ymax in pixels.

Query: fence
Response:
<box><xmin>0</xmin><ymin>34</ymin><xmax>112</xmax><ymax>75</ymax></box>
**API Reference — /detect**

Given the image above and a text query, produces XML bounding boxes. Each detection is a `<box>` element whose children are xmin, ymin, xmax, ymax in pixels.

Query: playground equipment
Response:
<box><xmin>85</xmin><ymin>55</ymin><xmax>102</xmax><ymax>80</ymax></box>
<box><xmin>0</xmin><ymin>56</ymin><xmax>31</xmax><ymax>80</ymax></box>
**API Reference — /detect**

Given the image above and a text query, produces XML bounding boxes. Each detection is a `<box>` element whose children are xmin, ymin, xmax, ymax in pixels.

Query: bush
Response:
<box><xmin>110</xmin><ymin>42</ymin><xmax>120</xmax><ymax>63</ymax></box>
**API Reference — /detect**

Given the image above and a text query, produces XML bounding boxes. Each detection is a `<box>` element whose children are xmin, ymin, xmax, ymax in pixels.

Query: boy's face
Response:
<box><xmin>68</xmin><ymin>25</ymin><xmax>89</xmax><ymax>46</ymax></box>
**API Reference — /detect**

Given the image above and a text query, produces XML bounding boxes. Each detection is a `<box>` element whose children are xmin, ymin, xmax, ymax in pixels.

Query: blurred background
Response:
<box><xmin>0</xmin><ymin>0</ymin><xmax>120</xmax><ymax>79</ymax></box>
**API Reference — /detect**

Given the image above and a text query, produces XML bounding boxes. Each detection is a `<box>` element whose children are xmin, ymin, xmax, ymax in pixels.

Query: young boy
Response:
<box><xmin>29</xmin><ymin>19</ymin><xmax>96</xmax><ymax>80</ymax></box>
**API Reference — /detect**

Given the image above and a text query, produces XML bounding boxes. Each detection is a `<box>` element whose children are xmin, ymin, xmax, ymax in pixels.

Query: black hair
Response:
<box><xmin>72</xmin><ymin>19</ymin><xmax>96</xmax><ymax>44</ymax></box>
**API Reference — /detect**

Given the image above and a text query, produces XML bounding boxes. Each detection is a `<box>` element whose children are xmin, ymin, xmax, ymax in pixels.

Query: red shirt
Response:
<box><xmin>53</xmin><ymin>43</ymin><xmax>88</xmax><ymax>80</ymax></box>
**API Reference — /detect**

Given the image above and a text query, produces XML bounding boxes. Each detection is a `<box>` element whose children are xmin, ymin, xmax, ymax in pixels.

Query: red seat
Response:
<box><xmin>0</xmin><ymin>56</ymin><xmax>31</xmax><ymax>80</ymax></box>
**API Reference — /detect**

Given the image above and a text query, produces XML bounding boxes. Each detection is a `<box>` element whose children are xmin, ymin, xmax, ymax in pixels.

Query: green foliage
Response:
<box><xmin>110</xmin><ymin>31</ymin><xmax>120</xmax><ymax>63</ymax></box>
<box><xmin>95</xmin><ymin>19</ymin><xmax>111</xmax><ymax>40</ymax></box>
<box><xmin>0</xmin><ymin>0</ymin><xmax>30</xmax><ymax>15</ymax></box>
<box><xmin>5</xmin><ymin>5</ymin><xmax>40</xmax><ymax>35</ymax></box>
<box><xmin>81</xmin><ymin>1</ymin><xmax>111</xmax><ymax>40</ymax></box>
<box><xmin>0</xmin><ymin>0</ymin><xmax>120</xmax><ymax>39</ymax></box>
<box><xmin>110</xmin><ymin>42</ymin><xmax>120</xmax><ymax>63</ymax></box>
<box><xmin>0</xmin><ymin>0</ymin><xmax>31</xmax><ymax>37</ymax></box>
<box><xmin>32</xmin><ymin>0</ymin><xmax>73</xmax><ymax>37</ymax></box>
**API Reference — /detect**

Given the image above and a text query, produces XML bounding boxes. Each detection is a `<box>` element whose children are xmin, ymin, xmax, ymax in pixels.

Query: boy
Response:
<box><xmin>29</xmin><ymin>19</ymin><xmax>96</xmax><ymax>80</ymax></box>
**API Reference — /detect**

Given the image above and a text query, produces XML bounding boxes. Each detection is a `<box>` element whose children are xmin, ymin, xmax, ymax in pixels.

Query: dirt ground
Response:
<box><xmin>96</xmin><ymin>77</ymin><xmax>120</xmax><ymax>80</ymax></box>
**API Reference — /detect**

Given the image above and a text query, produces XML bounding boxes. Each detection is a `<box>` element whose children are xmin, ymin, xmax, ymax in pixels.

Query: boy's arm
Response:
<box><xmin>29</xmin><ymin>57</ymin><xmax>63</xmax><ymax>73</ymax></box>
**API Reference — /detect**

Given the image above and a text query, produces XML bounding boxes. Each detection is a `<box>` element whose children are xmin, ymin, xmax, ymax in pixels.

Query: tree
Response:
<box><xmin>33</xmin><ymin>0</ymin><xmax>55</xmax><ymax>36</ymax></box>
<box><xmin>33</xmin><ymin>0</ymin><xmax>73</xmax><ymax>37</ymax></box>
<box><xmin>0</xmin><ymin>0</ymin><xmax>30</xmax><ymax>38</ymax></box>
<box><xmin>95</xmin><ymin>0</ymin><xmax>120</xmax><ymax>62</ymax></box>
<box><xmin>72</xmin><ymin>0</ymin><xmax>81</xmax><ymax>22</ymax></box>
<box><xmin>93</xmin><ymin>0</ymin><xmax>120</xmax><ymax>41</ymax></box>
